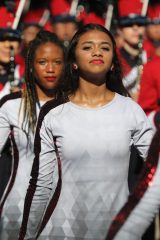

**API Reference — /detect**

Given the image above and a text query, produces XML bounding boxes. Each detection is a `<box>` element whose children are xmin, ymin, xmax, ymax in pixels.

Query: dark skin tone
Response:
<box><xmin>69</xmin><ymin>29</ymin><xmax>115</xmax><ymax>108</ymax></box>
<box><xmin>33</xmin><ymin>42</ymin><xmax>64</xmax><ymax>101</ymax></box>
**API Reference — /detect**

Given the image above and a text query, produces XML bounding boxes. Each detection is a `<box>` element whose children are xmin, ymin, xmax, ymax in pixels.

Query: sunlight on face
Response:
<box><xmin>75</xmin><ymin>29</ymin><xmax>113</xmax><ymax>80</ymax></box>
<box><xmin>147</xmin><ymin>24</ymin><xmax>160</xmax><ymax>41</ymax></box>
<box><xmin>0</xmin><ymin>40</ymin><xmax>20</xmax><ymax>63</ymax></box>
<box><xmin>23</xmin><ymin>26</ymin><xmax>41</xmax><ymax>46</ymax></box>
<box><xmin>120</xmin><ymin>25</ymin><xmax>145</xmax><ymax>45</ymax></box>
<box><xmin>33</xmin><ymin>42</ymin><xmax>64</xmax><ymax>90</ymax></box>
<box><xmin>52</xmin><ymin>22</ymin><xmax>77</xmax><ymax>41</ymax></box>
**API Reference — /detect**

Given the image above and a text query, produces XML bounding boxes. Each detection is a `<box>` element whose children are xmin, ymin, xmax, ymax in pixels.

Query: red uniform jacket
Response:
<box><xmin>143</xmin><ymin>38</ymin><xmax>156</xmax><ymax>62</ymax></box>
<box><xmin>138</xmin><ymin>56</ymin><xmax>160</xmax><ymax>115</ymax></box>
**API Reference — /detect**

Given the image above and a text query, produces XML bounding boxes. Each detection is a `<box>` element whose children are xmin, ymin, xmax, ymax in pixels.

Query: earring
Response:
<box><xmin>72</xmin><ymin>63</ymin><xmax>78</xmax><ymax>70</ymax></box>
<box><xmin>110</xmin><ymin>65</ymin><xmax>114</xmax><ymax>71</ymax></box>
<box><xmin>30</xmin><ymin>68</ymin><xmax>33</xmax><ymax>73</ymax></box>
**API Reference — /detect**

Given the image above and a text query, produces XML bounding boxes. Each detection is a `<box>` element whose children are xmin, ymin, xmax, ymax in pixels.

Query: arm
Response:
<box><xmin>0</xmin><ymin>102</ymin><xmax>11</xmax><ymax>155</ymax></box>
<box><xmin>106</xmin><ymin>129</ymin><xmax>160</xmax><ymax>240</ymax></box>
<box><xmin>0</xmin><ymin>101</ymin><xmax>11</xmax><ymax>204</ymax></box>
<box><xmin>19</xmin><ymin>104</ymin><xmax>61</xmax><ymax>240</ymax></box>
<box><xmin>0</xmin><ymin>92</ymin><xmax>23</xmax><ymax>153</ymax></box>
<box><xmin>131</xmin><ymin>100</ymin><xmax>154</xmax><ymax>159</ymax></box>
<box><xmin>138</xmin><ymin>63</ymin><xmax>158</xmax><ymax>115</ymax></box>
<box><xmin>138</xmin><ymin>61</ymin><xmax>160</xmax><ymax>130</ymax></box>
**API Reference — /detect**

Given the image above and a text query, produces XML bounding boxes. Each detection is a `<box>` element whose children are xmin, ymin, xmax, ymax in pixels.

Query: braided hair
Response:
<box><xmin>21</xmin><ymin>30</ymin><xmax>66</xmax><ymax>134</ymax></box>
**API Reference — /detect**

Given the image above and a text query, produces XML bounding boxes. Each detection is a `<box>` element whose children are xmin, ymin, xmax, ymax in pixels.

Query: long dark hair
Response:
<box><xmin>21</xmin><ymin>30</ymin><xmax>66</xmax><ymax>134</ymax></box>
<box><xmin>62</xmin><ymin>23</ymin><xmax>128</xmax><ymax>97</ymax></box>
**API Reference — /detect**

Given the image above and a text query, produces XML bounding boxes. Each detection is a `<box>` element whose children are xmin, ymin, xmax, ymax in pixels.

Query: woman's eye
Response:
<box><xmin>82</xmin><ymin>46</ymin><xmax>92</xmax><ymax>50</ymax></box>
<box><xmin>102</xmin><ymin>47</ymin><xmax>110</xmax><ymax>51</ymax></box>
<box><xmin>55</xmin><ymin>60</ymin><xmax>62</xmax><ymax>65</ymax></box>
<box><xmin>38</xmin><ymin>60</ymin><xmax>46</xmax><ymax>65</ymax></box>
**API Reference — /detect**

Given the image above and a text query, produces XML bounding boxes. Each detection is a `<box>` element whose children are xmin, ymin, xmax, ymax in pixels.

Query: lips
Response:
<box><xmin>45</xmin><ymin>76</ymin><xmax>57</xmax><ymax>82</ymax></box>
<box><xmin>90</xmin><ymin>59</ymin><xmax>104</xmax><ymax>64</ymax></box>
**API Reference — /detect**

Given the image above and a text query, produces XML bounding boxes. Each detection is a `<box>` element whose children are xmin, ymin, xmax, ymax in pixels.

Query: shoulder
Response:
<box><xmin>116</xmin><ymin>94</ymin><xmax>147</xmax><ymax>117</ymax></box>
<box><xmin>0</xmin><ymin>91</ymin><xmax>22</xmax><ymax>108</ymax></box>
<box><xmin>144</xmin><ymin>56</ymin><xmax>160</xmax><ymax>70</ymax></box>
<box><xmin>37</xmin><ymin>98</ymin><xmax>69</xmax><ymax>129</ymax></box>
<box><xmin>116</xmin><ymin>95</ymin><xmax>152</xmax><ymax>131</ymax></box>
<box><xmin>115</xmin><ymin>94</ymin><xmax>134</xmax><ymax>106</ymax></box>
<box><xmin>123</xmin><ymin>95</ymin><xmax>145</xmax><ymax>112</ymax></box>
<box><xmin>39</xmin><ymin>99</ymin><xmax>68</xmax><ymax>119</ymax></box>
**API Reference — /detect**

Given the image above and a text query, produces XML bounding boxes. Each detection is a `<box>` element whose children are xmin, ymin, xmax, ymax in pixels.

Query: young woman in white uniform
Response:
<box><xmin>0</xmin><ymin>30</ymin><xmax>65</xmax><ymax>240</ymax></box>
<box><xmin>19</xmin><ymin>24</ymin><xmax>153</xmax><ymax>240</ymax></box>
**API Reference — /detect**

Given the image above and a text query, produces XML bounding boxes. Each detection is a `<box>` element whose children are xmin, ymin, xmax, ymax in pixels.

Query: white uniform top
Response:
<box><xmin>0</xmin><ymin>65</ymin><xmax>22</xmax><ymax>99</ymax></box>
<box><xmin>19</xmin><ymin>93</ymin><xmax>153</xmax><ymax>240</ymax></box>
<box><xmin>0</xmin><ymin>92</ymin><xmax>43</xmax><ymax>240</ymax></box>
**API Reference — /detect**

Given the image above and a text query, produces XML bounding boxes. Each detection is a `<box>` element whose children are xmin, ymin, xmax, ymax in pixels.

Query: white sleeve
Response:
<box><xmin>19</xmin><ymin>112</ymin><xmax>60</xmax><ymax>240</ymax></box>
<box><xmin>131</xmin><ymin>100</ymin><xmax>154</xmax><ymax>159</ymax></box>
<box><xmin>147</xmin><ymin>111</ymin><xmax>157</xmax><ymax>132</ymax></box>
<box><xmin>0</xmin><ymin>103</ymin><xmax>11</xmax><ymax>155</ymax></box>
<box><xmin>106</xmin><ymin>131</ymin><xmax>160</xmax><ymax>240</ymax></box>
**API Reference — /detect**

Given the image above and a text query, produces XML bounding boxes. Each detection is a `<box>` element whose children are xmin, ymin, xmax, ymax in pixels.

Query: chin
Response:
<box><xmin>46</xmin><ymin>84</ymin><xmax>58</xmax><ymax>90</ymax></box>
<box><xmin>45</xmin><ymin>82</ymin><xmax>57</xmax><ymax>87</ymax></box>
<box><xmin>1</xmin><ymin>58</ymin><xmax>9</xmax><ymax>64</ymax></box>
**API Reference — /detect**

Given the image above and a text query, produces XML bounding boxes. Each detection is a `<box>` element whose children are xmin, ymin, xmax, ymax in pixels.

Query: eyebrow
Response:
<box><xmin>81</xmin><ymin>41</ymin><xmax>112</xmax><ymax>46</ymax></box>
<box><xmin>35</xmin><ymin>58</ymin><xmax>60</xmax><ymax>63</ymax></box>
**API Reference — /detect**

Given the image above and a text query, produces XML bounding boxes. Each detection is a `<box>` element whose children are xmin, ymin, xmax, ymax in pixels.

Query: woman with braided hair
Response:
<box><xmin>19</xmin><ymin>24</ymin><xmax>153</xmax><ymax>240</ymax></box>
<box><xmin>0</xmin><ymin>30</ymin><xmax>65</xmax><ymax>240</ymax></box>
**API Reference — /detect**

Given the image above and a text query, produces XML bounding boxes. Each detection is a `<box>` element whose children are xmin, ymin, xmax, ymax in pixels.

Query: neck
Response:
<box><xmin>36</xmin><ymin>84</ymin><xmax>56</xmax><ymax>102</ymax></box>
<box><xmin>70</xmin><ymin>78</ymin><xmax>114</xmax><ymax>108</ymax></box>
<box><xmin>0</xmin><ymin>63</ymin><xmax>8</xmax><ymax>75</ymax></box>
<box><xmin>123</xmin><ymin>42</ymin><xmax>139</xmax><ymax>56</ymax></box>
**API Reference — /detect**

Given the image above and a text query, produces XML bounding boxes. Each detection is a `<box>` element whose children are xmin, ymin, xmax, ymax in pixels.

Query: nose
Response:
<box><xmin>155</xmin><ymin>25</ymin><xmax>160</xmax><ymax>34</ymax></box>
<box><xmin>91</xmin><ymin>46</ymin><xmax>102</xmax><ymax>56</ymax></box>
<box><xmin>132</xmin><ymin>24</ymin><xmax>140</xmax><ymax>30</ymax></box>
<box><xmin>4</xmin><ymin>40</ymin><xmax>11</xmax><ymax>48</ymax></box>
<box><xmin>46</xmin><ymin>62</ymin><xmax>55</xmax><ymax>72</ymax></box>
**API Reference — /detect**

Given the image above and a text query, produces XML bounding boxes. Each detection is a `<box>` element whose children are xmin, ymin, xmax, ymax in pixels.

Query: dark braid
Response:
<box><xmin>21</xmin><ymin>30</ymin><xmax>66</xmax><ymax>134</ymax></box>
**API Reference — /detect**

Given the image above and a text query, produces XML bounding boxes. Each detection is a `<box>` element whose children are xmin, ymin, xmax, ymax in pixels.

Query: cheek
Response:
<box><xmin>57</xmin><ymin>64</ymin><xmax>64</xmax><ymax>75</ymax></box>
<box><xmin>76</xmin><ymin>55</ymin><xmax>89</xmax><ymax>68</ymax></box>
<box><xmin>54</xmin><ymin>26</ymin><xmax>66</xmax><ymax>39</ymax></box>
<box><xmin>136</xmin><ymin>29</ymin><xmax>145</xmax><ymax>37</ymax></box>
<box><xmin>33</xmin><ymin>68</ymin><xmax>42</xmax><ymax>80</ymax></box>
<box><xmin>122</xmin><ymin>29</ymin><xmax>132</xmax><ymax>39</ymax></box>
<box><xmin>0</xmin><ymin>50</ymin><xmax>10</xmax><ymax>62</ymax></box>
<box><xmin>33</xmin><ymin>64</ymin><xmax>44</xmax><ymax>77</ymax></box>
<box><xmin>104</xmin><ymin>52</ymin><xmax>113</xmax><ymax>64</ymax></box>
<box><xmin>124</xmin><ymin>31</ymin><xmax>138</xmax><ymax>43</ymax></box>
<box><xmin>75</xmin><ymin>49</ymin><xmax>89</xmax><ymax>65</ymax></box>
<box><xmin>0</xmin><ymin>44</ymin><xmax>9</xmax><ymax>61</ymax></box>
<box><xmin>0</xmin><ymin>44</ymin><xmax>4</xmax><ymax>50</ymax></box>
<box><xmin>35</xmin><ymin>75</ymin><xmax>46</xmax><ymax>87</ymax></box>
